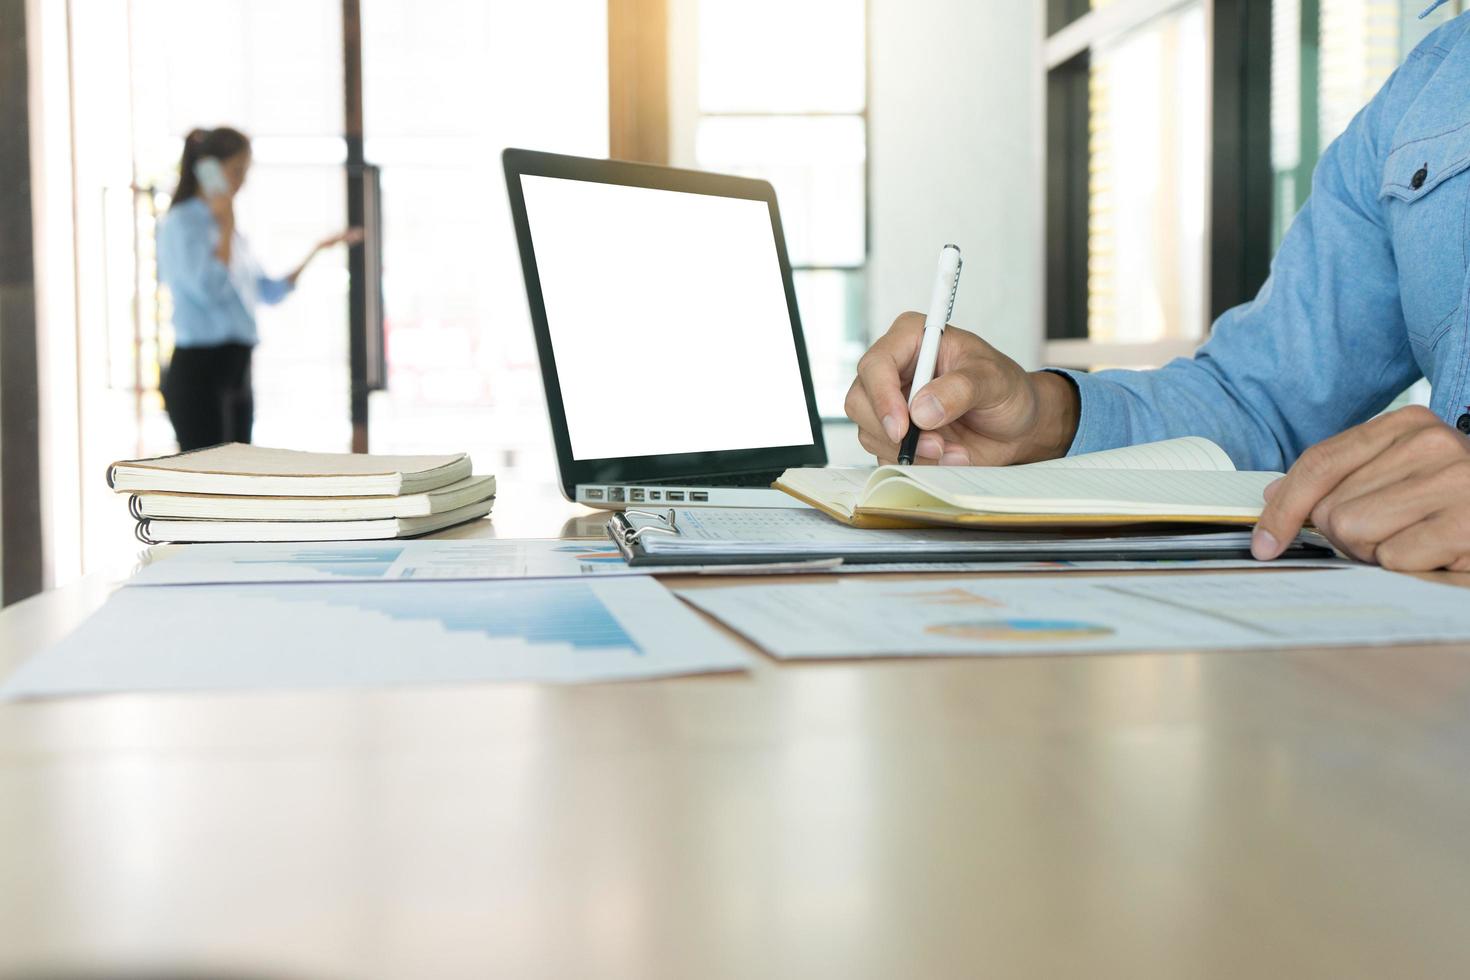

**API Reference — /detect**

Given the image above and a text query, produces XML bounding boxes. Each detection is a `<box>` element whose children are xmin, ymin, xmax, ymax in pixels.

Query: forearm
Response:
<box><xmin>285</xmin><ymin>246</ymin><xmax>321</xmax><ymax>286</ymax></box>
<box><xmin>1055</xmin><ymin>357</ymin><xmax>1292</xmax><ymax>469</ymax></box>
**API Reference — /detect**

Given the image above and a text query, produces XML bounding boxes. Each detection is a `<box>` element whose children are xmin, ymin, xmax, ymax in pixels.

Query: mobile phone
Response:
<box><xmin>193</xmin><ymin>157</ymin><xmax>231</xmax><ymax>198</ymax></box>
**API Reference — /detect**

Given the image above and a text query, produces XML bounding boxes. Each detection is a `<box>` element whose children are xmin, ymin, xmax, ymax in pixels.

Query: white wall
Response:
<box><xmin>868</xmin><ymin>0</ymin><xmax>1043</xmax><ymax>368</ymax></box>
<box><xmin>26</xmin><ymin>0</ymin><xmax>82</xmax><ymax>590</ymax></box>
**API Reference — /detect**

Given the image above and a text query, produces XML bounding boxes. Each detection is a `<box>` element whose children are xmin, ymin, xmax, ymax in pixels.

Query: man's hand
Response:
<box><xmin>1253</xmin><ymin>405</ymin><xmax>1470</xmax><ymax>571</ymax></box>
<box><xmin>844</xmin><ymin>312</ymin><xmax>1079</xmax><ymax>465</ymax></box>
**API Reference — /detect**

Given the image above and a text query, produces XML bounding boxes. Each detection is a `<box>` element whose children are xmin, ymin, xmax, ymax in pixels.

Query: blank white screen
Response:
<box><xmin>520</xmin><ymin>175</ymin><xmax>816</xmax><ymax>461</ymax></box>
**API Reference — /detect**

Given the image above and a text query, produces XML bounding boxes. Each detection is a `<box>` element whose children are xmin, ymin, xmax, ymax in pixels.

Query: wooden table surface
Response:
<box><xmin>3</xmin><ymin>483</ymin><xmax>1470</xmax><ymax>980</ymax></box>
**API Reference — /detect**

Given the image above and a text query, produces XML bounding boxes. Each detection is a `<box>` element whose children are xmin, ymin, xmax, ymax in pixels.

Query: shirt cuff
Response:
<box><xmin>1043</xmin><ymin>368</ymin><xmax>1128</xmax><ymax>458</ymax></box>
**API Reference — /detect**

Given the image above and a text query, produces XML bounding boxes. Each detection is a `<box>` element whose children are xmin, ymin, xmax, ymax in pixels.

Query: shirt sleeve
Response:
<box><xmin>159</xmin><ymin>209</ymin><xmax>237</xmax><ymax>308</ymax></box>
<box><xmin>1052</xmin><ymin>47</ymin><xmax>1433</xmax><ymax>472</ymax></box>
<box><xmin>256</xmin><ymin>274</ymin><xmax>294</xmax><ymax>305</ymax></box>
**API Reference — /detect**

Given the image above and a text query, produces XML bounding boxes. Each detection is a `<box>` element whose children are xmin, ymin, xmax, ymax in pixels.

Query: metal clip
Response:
<box><xmin>624</xmin><ymin>508</ymin><xmax>677</xmax><ymax>530</ymax></box>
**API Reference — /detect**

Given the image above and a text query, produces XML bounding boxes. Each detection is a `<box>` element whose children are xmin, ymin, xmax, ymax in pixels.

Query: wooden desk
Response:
<box><xmin>4</xmin><ymin>491</ymin><xmax>1470</xmax><ymax>979</ymax></box>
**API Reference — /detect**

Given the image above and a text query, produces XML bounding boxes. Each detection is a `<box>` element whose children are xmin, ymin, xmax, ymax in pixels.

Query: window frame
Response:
<box><xmin>1043</xmin><ymin>0</ymin><xmax>1273</xmax><ymax>369</ymax></box>
<box><xmin>689</xmin><ymin>0</ymin><xmax>871</xmax><ymax>419</ymax></box>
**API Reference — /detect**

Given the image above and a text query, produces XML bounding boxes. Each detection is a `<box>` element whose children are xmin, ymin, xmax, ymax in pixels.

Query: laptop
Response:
<box><xmin>503</xmin><ymin>148</ymin><xmax>828</xmax><ymax>509</ymax></box>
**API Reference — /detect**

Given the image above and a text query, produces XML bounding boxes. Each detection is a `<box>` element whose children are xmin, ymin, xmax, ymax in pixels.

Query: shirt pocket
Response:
<box><xmin>1380</xmin><ymin>121</ymin><xmax>1470</xmax><ymax>348</ymax></box>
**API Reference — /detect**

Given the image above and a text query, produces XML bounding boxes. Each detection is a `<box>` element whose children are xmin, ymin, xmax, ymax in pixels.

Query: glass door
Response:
<box><xmin>124</xmin><ymin>0</ymin><xmax>354</xmax><ymax>454</ymax></box>
<box><xmin>64</xmin><ymin>0</ymin><xmax>359</xmax><ymax>573</ymax></box>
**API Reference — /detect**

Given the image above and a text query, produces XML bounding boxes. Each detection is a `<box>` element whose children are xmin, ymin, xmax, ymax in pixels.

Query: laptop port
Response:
<box><xmin>608</xmin><ymin>487</ymin><xmax>626</xmax><ymax>502</ymax></box>
<box><xmin>666</xmin><ymin>491</ymin><xmax>685</xmax><ymax>501</ymax></box>
<box><xmin>649</xmin><ymin>491</ymin><xmax>661</xmax><ymax>500</ymax></box>
<box><xmin>584</xmin><ymin>487</ymin><xmax>605</xmax><ymax>500</ymax></box>
<box><xmin>690</xmin><ymin>491</ymin><xmax>709</xmax><ymax>502</ymax></box>
<box><xmin>630</xmin><ymin>488</ymin><xmax>646</xmax><ymax>502</ymax></box>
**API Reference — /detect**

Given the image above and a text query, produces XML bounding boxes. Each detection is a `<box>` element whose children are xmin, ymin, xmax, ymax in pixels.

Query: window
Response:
<box><xmin>1045</xmin><ymin>0</ymin><xmax>1272</xmax><ymax>370</ymax></box>
<box><xmin>1272</xmin><ymin>0</ymin><xmax>1466</xmax><ymax>246</ymax></box>
<box><xmin>687</xmin><ymin>0</ymin><xmax>868</xmax><ymax>417</ymax></box>
<box><xmin>1084</xmin><ymin>3</ymin><xmax>1208</xmax><ymax>347</ymax></box>
<box><xmin>1271</xmin><ymin>0</ymin><xmax>1464</xmax><ymax>408</ymax></box>
<box><xmin>1048</xmin><ymin>0</ymin><xmax>1467</xmax><ymax>373</ymax></box>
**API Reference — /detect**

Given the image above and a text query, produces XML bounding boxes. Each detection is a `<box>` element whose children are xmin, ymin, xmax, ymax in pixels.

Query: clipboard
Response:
<box><xmin>606</xmin><ymin>510</ymin><xmax>1338</xmax><ymax>568</ymax></box>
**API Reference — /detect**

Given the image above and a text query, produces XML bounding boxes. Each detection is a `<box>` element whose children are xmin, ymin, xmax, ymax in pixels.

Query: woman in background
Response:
<box><xmin>157</xmin><ymin>126</ymin><xmax>362</xmax><ymax>450</ymax></box>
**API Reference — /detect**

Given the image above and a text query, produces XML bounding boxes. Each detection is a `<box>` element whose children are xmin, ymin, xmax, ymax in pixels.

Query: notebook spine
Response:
<box><xmin>128</xmin><ymin>494</ymin><xmax>144</xmax><ymax>521</ymax></box>
<box><xmin>135</xmin><ymin>520</ymin><xmax>158</xmax><ymax>546</ymax></box>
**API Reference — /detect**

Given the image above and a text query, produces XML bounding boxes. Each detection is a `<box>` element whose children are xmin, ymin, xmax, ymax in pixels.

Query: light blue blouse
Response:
<box><xmin>156</xmin><ymin>196</ymin><xmax>292</xmax><ymax>348</ymax></box>
<box><xmin>1059</xmin><ymin>5</ymin><xmax>1470</xmax><ymax>470</ymax></box>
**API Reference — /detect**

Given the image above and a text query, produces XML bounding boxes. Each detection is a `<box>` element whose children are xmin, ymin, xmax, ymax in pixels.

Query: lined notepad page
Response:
<box><xmin>868</xmin><ymin>467</ymin><xmax>1279</xmax><ymax>516</ymax></box>
<box><xmin>781</xmin><ymin>439</ymin><xmax>1257</xmax><ymax>518</ymax></box>
<box><xmin>778</xmin><ymin>467</ymin><xmax>876</xmax><ymax>517</ymax></box>
<box><xmin>1024</xmin><ymin>437</ymin><xmax>1235</xmax><ymax>472</ymax></box>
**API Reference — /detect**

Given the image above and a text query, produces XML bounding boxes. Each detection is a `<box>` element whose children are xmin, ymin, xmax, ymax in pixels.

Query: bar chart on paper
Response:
<box><xmin>231</xmin><ymin>545</ymin><xmax>409</xmax><ymax>579</ymax></box>
<box><xmin>297</xmin><ymin>578</ymin><xmax>635</xmax><ymax>648</ymax></box>
<box><xmin>0</xmin><ymin>578</ymin><xmax>749</xmax><ymax>699</ymax></box>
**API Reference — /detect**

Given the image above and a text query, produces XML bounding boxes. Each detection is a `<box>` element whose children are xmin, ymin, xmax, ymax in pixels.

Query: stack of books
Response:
<box><xmin>108</xmin><ymin>444</ymin><xmax>495</xmax><ymax>543</ymax></box>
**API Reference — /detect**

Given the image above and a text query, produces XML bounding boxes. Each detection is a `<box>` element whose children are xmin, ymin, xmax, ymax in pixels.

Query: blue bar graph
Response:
<box><xmin>269</xmin><ymin>580</ymin><xmax>638</xmax><ymax>651</ymax></box>
<box><xmin>232</xmin><ymin>545</ymin><xmax>406</xmax><ymax>578</ymax></box>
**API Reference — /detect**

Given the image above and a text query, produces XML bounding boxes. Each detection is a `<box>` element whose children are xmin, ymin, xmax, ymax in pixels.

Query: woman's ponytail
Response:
<box><xmin>169</xmin><ymin>126</ymin><xmax>251</xmax><ymax>209</ymax></box>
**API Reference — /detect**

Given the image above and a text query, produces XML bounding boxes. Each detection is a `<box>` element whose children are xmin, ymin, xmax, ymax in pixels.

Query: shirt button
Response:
<box><xmin>1411</xmin><ymin>165</ymin><xmax>1428</xmax><ymax>191</ymax></box>
<box><xmin>1459</xmin><ymin>413</ymin><xmax>1470</xmax><ymax>434</ymax></box>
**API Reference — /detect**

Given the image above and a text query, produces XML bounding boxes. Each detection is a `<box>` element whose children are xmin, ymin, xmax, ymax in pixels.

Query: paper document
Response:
<box><xmin>0</xmin><ymin>577</ymin><xmax>750</xmax><ymax>699</ymax></box>
<box><xmin>1024</xmin><ymin>437</ymin><xmax>1234</xmax><ymax>472</ymax></box>
<box><xmin>678</xmin><ymin>568</ymin><xmax>1470</xmax><ymax>659</ymax></box>
<box><xmin>859</xmin><ymin>467</ymin><xmax>1278</xmax><ymax>516</ymax></box>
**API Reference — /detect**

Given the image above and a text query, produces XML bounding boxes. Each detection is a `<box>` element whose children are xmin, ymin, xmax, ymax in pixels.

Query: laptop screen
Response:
<box><xmin>518</xmin><ymin>174</ymin><xmax>817</xmax><ymax>461</ymax></box>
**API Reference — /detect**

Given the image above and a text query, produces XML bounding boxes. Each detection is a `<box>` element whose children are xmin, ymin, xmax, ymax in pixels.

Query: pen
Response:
<box><xmin>898</xmin><ymin>244</ymin><xmax>963</xmax><ymax>465</ymax></box>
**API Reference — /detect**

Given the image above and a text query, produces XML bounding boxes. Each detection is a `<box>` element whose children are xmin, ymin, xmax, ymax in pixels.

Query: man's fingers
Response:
<box><xmin>857</xmin><ymin>428</ymin><xmax>899</xmax><ymax>465</ymax></box>
<box><xmin>1312</xmin><ymin>474</ymin><xmax>1439</xmax><ymax>563</ymax></box>
<box><xmin>1253</xmin><ymin>407</ymin><xmax>1435</xmax><ymax>559</ymax></box>
<box><xmin>843</xmin><ymin>379</ymin><xmax>889</xmax><ymax>443</ymax></box>
<box><xmin>939</xmin><ymin>444</ymin><xmax>972</xmax><ymax>466</ymax></box>
<box><xmin>854</xmin><ymin>318</ymin><xmax>925</xmax><ymax>441</ymax></box>
<box><xmin>909</xmin><ymin>357</ymin><xmax>1003</xmax><ymax>431</ymax></box>
<box><xmin>1310</xmin><ymin>423</ymin><xmax>1466</xmax><ymax>539</ymax></box>
<box><xmin>857</xmin><ymin>425</ymin><xmax>939</xmax><ymax>465</ymax></box>
<box><xmin>1376</xmin><ymin>507</ymin><xmax>1470</xmax><ymax>571</ymax></box>
<box><xmin>916</xmin><ymin>433</ymin><xmax>945</xmax><ymax>460</ymax></box>
<box><xmin>853</xmin><ymin>351</ymin><xmax>909</xmax><ymax>441</ymax></box>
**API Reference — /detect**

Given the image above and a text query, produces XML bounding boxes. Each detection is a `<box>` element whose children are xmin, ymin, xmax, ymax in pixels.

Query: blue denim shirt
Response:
<box><xmin>1060</xmin><ymin>5</ymin><xmax>1470</xmax><ymax>472</ymax></box>
<box><xmin>156</xmin><ymin>197</ymin><xmax>292</xmax><ymax>348</ymax></box>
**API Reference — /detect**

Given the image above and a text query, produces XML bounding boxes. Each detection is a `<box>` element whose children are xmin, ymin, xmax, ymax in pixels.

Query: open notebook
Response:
<box><xmin>776</xmin><ymin>437</ymin><xmax>1281</xmax><ymax>529</ymax></box>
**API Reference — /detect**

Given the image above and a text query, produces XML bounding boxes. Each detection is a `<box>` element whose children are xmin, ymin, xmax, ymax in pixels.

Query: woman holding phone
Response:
<box><xmin>157</xmin><ymin>126</ymin><xmax>363</xmax><ymax>450</ymax></box>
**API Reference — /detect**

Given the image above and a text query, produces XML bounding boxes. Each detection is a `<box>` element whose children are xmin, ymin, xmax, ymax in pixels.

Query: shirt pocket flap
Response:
<box><xmin>1380</xmin><ymin>122</ymin><xmax>1470</xmax><ymax>203</ymax></box>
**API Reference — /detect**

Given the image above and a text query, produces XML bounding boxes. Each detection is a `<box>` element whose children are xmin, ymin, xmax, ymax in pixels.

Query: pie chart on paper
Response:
<box><xmin>925</xmin><ymin>619</ymin><xmax>1115</xmax><ymax>643</ymax></box>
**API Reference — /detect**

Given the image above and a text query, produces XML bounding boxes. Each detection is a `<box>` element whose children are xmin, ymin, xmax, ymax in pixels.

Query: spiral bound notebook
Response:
<box><xmin>606</xmin><ymin>507</ymin><xmax>1334</xmax><ymax>567</ymax></box>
